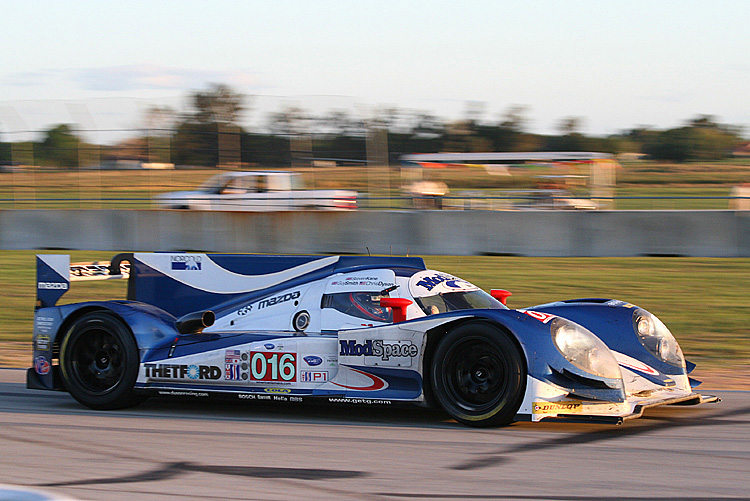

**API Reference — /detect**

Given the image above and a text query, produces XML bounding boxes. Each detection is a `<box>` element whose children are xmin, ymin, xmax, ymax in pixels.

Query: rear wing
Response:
<box><xmin>71</xmin><ymin>261</ymin><xmax>130</xmax><ymax>281</ymax></box>
<box><xmin>36</xmin><ymin>254</ymin><xmax>132</xmax><ymax>309</ymax></box>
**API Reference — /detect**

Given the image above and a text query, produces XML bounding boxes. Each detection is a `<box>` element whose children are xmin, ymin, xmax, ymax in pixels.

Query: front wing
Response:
<box><xmin>516</xmin><ymin>375</ymin><xmax>719</xmax><ymax>424</ymax></box>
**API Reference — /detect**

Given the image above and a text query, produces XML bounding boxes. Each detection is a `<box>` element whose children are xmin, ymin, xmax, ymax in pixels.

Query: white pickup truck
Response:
<box><xmin>153</xmin><ymin>171</ymin><xmax>357</xmax><ymax>211</ymax></box>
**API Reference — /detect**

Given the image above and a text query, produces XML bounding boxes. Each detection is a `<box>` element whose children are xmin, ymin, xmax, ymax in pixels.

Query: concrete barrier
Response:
<box><xmin>1</xmin><ymin>209</ymin><xmax>749</xmax><ymax>257</ymax></box>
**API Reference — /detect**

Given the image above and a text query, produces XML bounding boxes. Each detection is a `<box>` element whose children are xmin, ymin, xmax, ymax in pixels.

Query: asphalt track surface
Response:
<box><xmin>0</xmin><ymin>369</ymin><xmax>748</xmax><ymax>501</ymax></box>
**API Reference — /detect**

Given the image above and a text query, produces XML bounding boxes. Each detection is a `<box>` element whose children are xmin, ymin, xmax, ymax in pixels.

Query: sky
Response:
<box><xmin>1</xmin><ymin>0</ymin><xmax>749</xmax><ymax>142</ymax></box>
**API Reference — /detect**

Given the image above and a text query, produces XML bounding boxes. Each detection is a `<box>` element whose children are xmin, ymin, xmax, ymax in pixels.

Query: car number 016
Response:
<box><xmin>250</xmin><ymin>352</ymin><xmax>296</xmax><ymax>381</ymax></box>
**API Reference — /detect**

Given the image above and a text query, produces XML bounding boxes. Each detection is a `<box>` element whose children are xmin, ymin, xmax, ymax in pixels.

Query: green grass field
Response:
<box><xmin>1</xmin><ymin>251</ymin><xmax>748</xmax><ymax>372</ymax></box>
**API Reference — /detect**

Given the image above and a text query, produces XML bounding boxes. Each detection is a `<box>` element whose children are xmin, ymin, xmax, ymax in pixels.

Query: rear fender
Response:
<box><xmin>31</xmin><ymin>301</ymin><xmax>180</xmax><ymax>391</ymax></box>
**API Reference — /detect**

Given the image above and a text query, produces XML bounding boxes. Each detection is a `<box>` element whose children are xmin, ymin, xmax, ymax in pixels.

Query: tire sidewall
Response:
<box><xmin>60</xmin><ymin>311</ymin><xmax>142</xmax><ymax>410</ymax></box>
<box><xmin>431</xmin><ymin>322</ymin><xmax>527</xmax><ymax>427</ymax></box>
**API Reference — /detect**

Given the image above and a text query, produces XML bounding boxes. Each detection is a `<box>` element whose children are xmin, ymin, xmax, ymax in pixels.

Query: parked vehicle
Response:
<box><xmin>153</xmin><ymin>171</ymin><xmax>357</xmax><ymax>211</ymax></box>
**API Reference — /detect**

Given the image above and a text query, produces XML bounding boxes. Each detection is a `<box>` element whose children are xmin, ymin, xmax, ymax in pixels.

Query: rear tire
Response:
<box><xmin>60</xmin><ymin>311</ymin><xmax>145</xmax><ymax>410</ymax></box>
<box><xmin>431</xmin><ymin>323</ymin><xmax>526</xmax><ymax>427</ymax></box>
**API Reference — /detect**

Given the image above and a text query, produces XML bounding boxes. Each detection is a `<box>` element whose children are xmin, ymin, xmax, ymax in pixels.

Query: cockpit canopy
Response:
<box><xmin>408</xmin><ymin>270</ymin><xmax>507</xmax><ymax>315</ymax></box>
<box><xmin>320</xmin><ymin>269</ymin><xmax>505</xmax><ymax>329</ymax></box>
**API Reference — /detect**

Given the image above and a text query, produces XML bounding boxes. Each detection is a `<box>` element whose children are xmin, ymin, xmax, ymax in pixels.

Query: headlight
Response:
<box><xmin>633</xmin><ymin>309</ymin><xmax>685</xmax><ymax>367</ymax></box>
<box><xmin>550</xmin><ymin>317</ymin><xmax>622</xmax><ymax>380</ymax></box>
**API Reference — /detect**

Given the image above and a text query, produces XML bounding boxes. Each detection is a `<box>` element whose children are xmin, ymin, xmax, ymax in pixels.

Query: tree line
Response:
<box><xmin>1</xmin><ymin>84</ymin><xmax>746</xmax><ymax>169</ymax></box>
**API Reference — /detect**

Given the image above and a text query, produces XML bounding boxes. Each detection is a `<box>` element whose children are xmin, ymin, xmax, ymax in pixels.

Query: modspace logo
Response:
<box><xmin>339</xmin><ymin>340</ymin><xmax>418</xmax><ymax>361</ymax></box>
<box><xmin>171</xmin><ymin>255</ymin><xmax>202</xmax><ymax>271</ymax></box>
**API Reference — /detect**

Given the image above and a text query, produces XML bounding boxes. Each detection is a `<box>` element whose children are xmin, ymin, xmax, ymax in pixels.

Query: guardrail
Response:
<box><xmin>2</xmin><ymin>208</ymin><xmax>749</xmax><ymax>257</ymax></box>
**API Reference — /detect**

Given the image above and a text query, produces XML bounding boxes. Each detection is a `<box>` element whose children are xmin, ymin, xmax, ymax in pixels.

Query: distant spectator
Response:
<box><xmin>729</xmin><ymin>183</ymin><xmax>750</xmax><ymax>210</ymax></box>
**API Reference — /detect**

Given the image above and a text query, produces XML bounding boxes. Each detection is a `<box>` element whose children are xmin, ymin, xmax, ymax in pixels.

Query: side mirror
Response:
<box><xmin>490</xmin><ymin>289</ymin><xmax>512</xmax><ymax>306</ymax></box>
<box><xmin>379</xmin><ymin>297</ymin><xmax>413</xmax><ymax>323</ymax></box>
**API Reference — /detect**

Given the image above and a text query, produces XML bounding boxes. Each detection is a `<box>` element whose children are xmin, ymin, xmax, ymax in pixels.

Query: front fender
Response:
<box><xmin>530</xmin><ymin>300</ymin><xmax>688</xmax><ymax>379</ymax></box>
<box><xmin>397</xmin><ymin>309</ymin><xmax>626</xmax><ymax>402</ymax></box>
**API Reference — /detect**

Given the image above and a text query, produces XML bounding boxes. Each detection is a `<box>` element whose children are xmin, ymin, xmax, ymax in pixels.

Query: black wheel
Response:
<box><xmin>60</xmin><ymin>311</ymin><xmax>145</xmax><ymax>410</ymax></box>
<box><xmin>431</xmin><ymin>323</ymin><xmax>526</xmax><ymax>427</ymax></box>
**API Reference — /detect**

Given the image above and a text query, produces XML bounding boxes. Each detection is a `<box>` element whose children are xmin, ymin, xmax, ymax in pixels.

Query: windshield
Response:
<box><xmin>415</xmin><ymin>289</ymin><xmax>505</xmax><ymax>315</ymax></box>
<box><xmin>408</xmin><ymin>270</ymin><xmax>507</xmax><ymax>315</ymax></box>
<box><xmin>199</xmin><ymin>174</ymin><xmax>231</xmax><ymax>193</ymax></box>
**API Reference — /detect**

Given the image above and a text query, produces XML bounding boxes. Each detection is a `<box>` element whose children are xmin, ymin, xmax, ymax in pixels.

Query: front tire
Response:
<box><xmin>60</xmin><ymin>311</ymin><xmax>145</xmax><ymax>410</ymax></box>
<box><xmin>431</xmin><ymin>323</ymin><xmax>526</xmax><ymax>427</ymax></box>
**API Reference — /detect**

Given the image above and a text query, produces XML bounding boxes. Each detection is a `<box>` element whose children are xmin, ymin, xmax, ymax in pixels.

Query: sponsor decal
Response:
<box><xmin>330</xmin><ymin>278</ymin><xmax>395</xmax><ymax>288</ymax></box>
<box><xmin>225</xmin><ymin>349</ymin><xmax>249</xmax><ymax>381</ymax></box>
<box><xmin>303</xmin><ymin>355</ymin><xmax>323</xmax><ymax>366</ymax></box>
<box><xmin>331</xmin><ymin>367</ymin><xmax>387</xmax><ymax>391</ymax></box>
<box><xmin>532</xmin><ymin>401</ymin><xmax>583</xmax><ymax>414</ymax></box>
<box><xmin>409</xmin><ymin>270</ymin><xmax>480</xmax><ymax>298</ymax></box>
<box><xmin>522</xmin><ymin>310</ymin><xmax>556</xmax><ymax>324</ymax></box>
<box><xmin>618</xmin><ymin>358</ymin><xmax>660</xmax><ymax>376</ymax></box>
<box><xmin>157</xmin><ymin>390</ymin><xmax>209</xmax><ymax>397</ymax></box>
<box><xmin>34</xmin><ymin>316</ymin><xmax>55</xmax><ymax>334</ymax></box>
<box><xmin>170</xmin><ymin>254</ymin><xmax>202</xmax><ymax>270</ymax></box>
<box><xmin>263</xmin><ymin>387</ymin><xmax>291</xmax><ymax>394</ymax></box>
<box><xmin>250</xmin><ymin>352</ymin><xmax>296</xmax><ymax>382</ymax></box>
<box><xmin>328</xmin><ymin>397</ymin><xmax>392</xmax><ymax>405</ymax></box>
<box><xmin>339</xmin><ymin>339</ymin><xmax>418</xmax><ymax>360</ymax></box>
<box><xmin>300</xmin><ymin>371</ymin><xmax>328</xmax><ymax>382</ymax></box>
<box><xmin>414</xmin><ymin>273</ymin><xmax>468</xmax><ymax>292</ymax></box>
<box><xmin>238</xmin><ymin>393</ymin><xmax>304</xmax><ymax>401</ymax></box>
<box><xmin>257</xmin><ymin>291</ymin><xmax>300</xmax><ymax>310</ymax></box>
<box><xmin>144</xmin><ymin>363</ymin><xmax>222</xmax><ymax>380</ymax></box>
<box><xmin>35</xmin><ymin>335</ymin><xmax>51</xmax><ymax>351</ymax></box>
<box><xmin>237</xmin><ymin>305</ymin><xmax>252</xmax><ymax>316</ymax></box>
<box><xmin>34</xmin><ymin>356</ymin><xmax>51</xmax><ymax>375</ymax></box>
<box><xmin>37</xmin><ymin>282</ymin><xmax>68</xmax><ymax>290</ymax></box>
<box><xmin>264</xmin><ymin>343</ymin><xmax>275</xmax><ymax>350</ymax></box>
<box><xmin>226</xmin><ymin>365</ymin><xmax>245</xmax><ymax>381</ymax></box>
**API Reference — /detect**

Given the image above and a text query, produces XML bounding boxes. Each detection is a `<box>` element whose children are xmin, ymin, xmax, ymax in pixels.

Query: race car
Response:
<box><xmin>28</xmin><ymin>253</ymin><xmax>718</xmax><ymax>427</ymax></box>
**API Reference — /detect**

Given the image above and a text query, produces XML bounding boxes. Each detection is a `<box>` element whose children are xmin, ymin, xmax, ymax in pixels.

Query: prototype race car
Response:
<box><xmin>29</xmin><ymin>253</ymin><xmax>718</xmax><ymax>427</ymax></box>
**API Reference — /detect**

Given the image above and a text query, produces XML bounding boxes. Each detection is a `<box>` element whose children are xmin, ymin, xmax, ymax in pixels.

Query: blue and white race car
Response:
<box><xmin>29</xmin><ymin>253</ymin><xmax>717</xmax><ymax>427</ymax></box>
